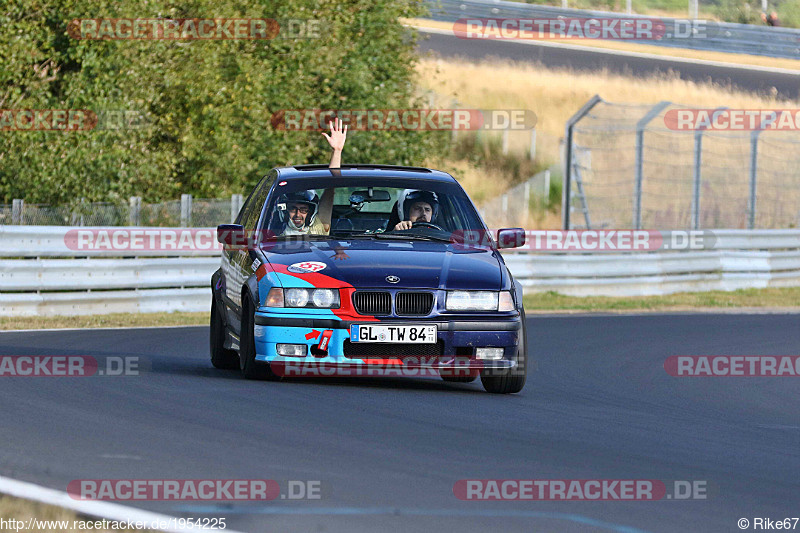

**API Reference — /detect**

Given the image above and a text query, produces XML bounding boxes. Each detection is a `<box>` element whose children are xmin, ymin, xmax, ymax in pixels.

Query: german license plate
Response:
<box><xmin>350</xmin><ymin>324</ymin><xmax>437</xmax><ymax>344</ymax></box>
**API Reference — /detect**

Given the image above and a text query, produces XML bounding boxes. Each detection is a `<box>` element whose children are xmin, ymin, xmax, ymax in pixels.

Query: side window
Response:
<box><xmin>235</xmin><ymin>183</ymin><xmax>259</xmax><ymax>226</ymax></box>
<box><xmin>239</xmin><ymin>171</ymin><xmax>277</xmax><ymax>230</ymax></box>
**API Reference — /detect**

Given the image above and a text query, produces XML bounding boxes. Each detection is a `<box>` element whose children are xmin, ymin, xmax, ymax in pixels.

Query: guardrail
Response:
<box><xmin>2</xmin><ymin>226</ymin><xmax>800</xmax><ymax>316</ymax></box>
<box><xmin>424</xmin><ymin>0</ymin><xmax>800</xmax><ymax>59</ymax></box>
<box><xmin>0</xmin><ymin>226</ymin><xmax>220</xmax><ymax>317</ymax></box>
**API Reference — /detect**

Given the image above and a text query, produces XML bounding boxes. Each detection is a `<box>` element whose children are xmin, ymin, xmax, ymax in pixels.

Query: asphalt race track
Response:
<box><xmin>1</xmin><ymin>314</ymin><xmax>798</xmax><ymax>532</ymax></box>
<box><xmin>417</xmin><ymin>30</ymin><xmax>800</xmax><ymax>100</ymax></box>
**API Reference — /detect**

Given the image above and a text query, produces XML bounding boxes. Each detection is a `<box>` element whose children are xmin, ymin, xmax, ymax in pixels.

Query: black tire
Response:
<box><xmin>239</xmin><ymin>295</ymin><xmax>280</xmax><ymax>381</ymax></box>
<box><xmin>480</xmin><ymin>309</ymin><xmax>528</xmax><ymax>394</ymax></box>
<box><xmin>210</xmin><ymin>297</ymin><xmax>239</xmax><ymax>369</ymax></box>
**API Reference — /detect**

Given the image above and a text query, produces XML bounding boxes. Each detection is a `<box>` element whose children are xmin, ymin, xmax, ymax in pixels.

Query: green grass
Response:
<box><xmin>1</xmin><ymin>287</ymin><xmax>799</xmax><ymax>331</ymax></box>
<box><xmin>0</xmin><ymin>312</ymin><xmax>208</xmax><ymax>331</ymax></box>
<box><xmin>524</xmin><ymin>287</ymin><xmax>800</xmax><ymax>312</ymax></box>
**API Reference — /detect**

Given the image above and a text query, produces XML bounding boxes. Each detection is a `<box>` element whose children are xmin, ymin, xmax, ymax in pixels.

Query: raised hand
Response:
<box><xmin>322</xmin><ymin>118</ymin><xmax>347</xmax><ymax>152</ymax></box>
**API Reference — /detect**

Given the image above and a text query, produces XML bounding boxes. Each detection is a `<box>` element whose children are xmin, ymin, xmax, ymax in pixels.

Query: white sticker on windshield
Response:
<box><xmin>287</xmin><ymin>261</ymin><xmax>327</xmax><ymax>274</ymax></box>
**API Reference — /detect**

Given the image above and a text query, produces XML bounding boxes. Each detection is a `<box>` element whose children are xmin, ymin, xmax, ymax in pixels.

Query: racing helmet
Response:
<box><xmin>399</xmin><ymin>190</ymin><xmax>439</xmax><ymax>222</ymax></box>
<box><xmin>277</xmin><ymin>190</ymin><xmax>319</xmax><ymax>227</ymax></box>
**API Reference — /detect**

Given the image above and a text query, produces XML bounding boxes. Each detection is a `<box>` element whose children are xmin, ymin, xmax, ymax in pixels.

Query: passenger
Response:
<box><xmin>278</xmin><ymin>118</ymin><xmax>347</xmax><ymax>236</ymax></box>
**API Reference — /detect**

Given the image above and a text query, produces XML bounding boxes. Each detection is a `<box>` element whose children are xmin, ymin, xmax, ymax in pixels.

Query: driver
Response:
<box><xmin>393</xmin><ymin>190</ymin><xmax>439</xmax><ymax>231</ymax></box>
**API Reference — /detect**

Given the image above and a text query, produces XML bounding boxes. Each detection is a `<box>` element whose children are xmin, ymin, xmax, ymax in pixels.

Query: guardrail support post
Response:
<box><xmin>129</xmin><ymin>196</ymin><xmax>141</xmax><ymax>226</ymax></box>
<box><xmin>563</xmin><ymin>95</ymin><xmax>602</xmax><ymax>230</ymax></box>
<box><xmin>634</xmin><ymin>101</ymin><xmax>671</xmax><ymax>230</ymax></box>
<box><xmin>181</xmin><ymin>194</ymin><xmax>192</xmax><ymax>228</ymax></box>
<box><xmin>12</xmin><ymin>199</ymin><xmax>24</xmax><ymax>225</ymax></box>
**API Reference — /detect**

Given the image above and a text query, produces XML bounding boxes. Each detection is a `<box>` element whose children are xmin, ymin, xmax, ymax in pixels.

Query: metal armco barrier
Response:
<box><xmin>424</xmin><ymin>0</ymin><xmax>800</xmax><ymax>59</ymax></box>
<box><xmin>3</xmin><ymin>226</ymin><xmax>800</xmax><ymax>316</ymax></box>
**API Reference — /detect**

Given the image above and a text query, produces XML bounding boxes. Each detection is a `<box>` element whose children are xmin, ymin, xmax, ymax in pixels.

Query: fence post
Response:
<box><xmin>529</xmin><ymin>129</ymin><xmax>537</xmax><ymax>161</ymax></box>
<box><xmin>180</xmin><ymin>194</ymin><xmax>192</xmax><ymax>228</ymax></box>
<box><xmin>12</xmin><ymin>199</ymin><xmax>24</xmax><ymax>225</ymax></box>
<box><xmin>634</xmin><ymin>101</ymin><xmax>671</xmax><ymax>230</ymax></box>
<box><xmin>231</xmin><ymin>193</ymin><xmax>243</xmax><ymax>223</ymax></box>
<box><xmin>691</xmin><ymin>107</ymin><xmax>727</xmax><ymax>230</ymax></box>
<box><xmin>523</xmin><ymin>181</ymin><xmax>531</xmax><ymax>217</ymax></box>
<box><xmin>129</xmin><ymin>196</ymin><xmax>141</xmax><ymax>226</ymax></box>
<box><xmin>544</xmin><ymin>170</ymin><xmax>551</xmax><ymax>202</ymax></box>
<box><xmin>748</xmin><ymin>130</ymin><xmax>760</xmax><ymax>230</ymax></box>
<box><xmin>691</xmin><ymin>132</ymin><xmax>703</xmax><ymax>230</ymax></box>
<box><xmin>563</xmin><ymin>95</ymin><xmax>602</xmax><ymax>230</ymax></box>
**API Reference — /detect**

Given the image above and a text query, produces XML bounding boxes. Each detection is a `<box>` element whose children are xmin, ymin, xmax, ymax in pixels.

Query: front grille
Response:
<box><xmin>352</xmin><ymin>291</ymin><xmax>391</xmax><ymax>315</ymax></box>
<box><xmin>395</xmin><ymin>292</ymin><xmax>434</xmax><ymax>316</ymax></box>
<box><xmin>343</xmin><ymin>340</ymin><xmax>444</xmax><ymax>359</ymax></box>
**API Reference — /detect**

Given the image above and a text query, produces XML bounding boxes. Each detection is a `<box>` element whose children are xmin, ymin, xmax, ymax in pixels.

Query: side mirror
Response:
<box><xmin>217</xmin><ymin>224</ymin><xmax>245</xmax><ymax>245</ymax></box>
<box><xmin>496</xmin><ymin>228</ymin><xmax>526</xmax><ymax>249</ymax></box>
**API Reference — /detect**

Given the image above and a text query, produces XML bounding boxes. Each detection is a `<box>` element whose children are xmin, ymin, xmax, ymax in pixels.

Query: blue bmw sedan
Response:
<box><xmin>210</xmin><ymin>164</ymin><xmax>528</xmax><ymax>393</ymax></box>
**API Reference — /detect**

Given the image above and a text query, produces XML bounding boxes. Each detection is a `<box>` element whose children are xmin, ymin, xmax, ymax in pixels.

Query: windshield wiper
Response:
<box><xmin>373</xmin><ymin>233</ymin><xmax>452</xmax><ymax>243</ymax></box>
<box><xmin>270</xmin><ymin>234</ymin><xmax>332</xmax><ymax>242</ymax></box>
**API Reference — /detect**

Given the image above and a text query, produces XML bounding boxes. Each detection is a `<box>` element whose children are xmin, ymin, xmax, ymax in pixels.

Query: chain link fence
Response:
<box><xmin>478</xmin><ymin>167</ymin><xmax>562</xmax><ymax>228</ymax></box>
<box><xmin>0</xmin><ymin>195</ymin><xmax>243</xmax><ymax>227</ymax></box>
<box><xmin>563</xmin><ymin>96</ymin><xmax>800</xmax><ymax>229</ymax></box>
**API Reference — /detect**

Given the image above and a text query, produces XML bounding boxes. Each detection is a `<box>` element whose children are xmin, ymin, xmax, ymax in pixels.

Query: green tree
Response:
<box><xmin>0</xmin><ymin>0</ymin><xmax>441</xmax><ymax>205</ymax></box>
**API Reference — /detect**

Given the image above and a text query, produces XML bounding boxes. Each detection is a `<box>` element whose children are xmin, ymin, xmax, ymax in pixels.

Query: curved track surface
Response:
<box><xmin>418</xmin><ymin>30</ymin><xmax>800</xmax><ymax>99</ymax></box>
<box><xmin>1</xmin><ymin>314</ymin><xmax>798</xmax><ymax>532</ymax></box>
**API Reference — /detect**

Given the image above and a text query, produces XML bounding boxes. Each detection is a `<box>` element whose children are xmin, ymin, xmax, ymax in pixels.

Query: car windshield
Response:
<box><xmin>263</xmin><ymin>176</ymin><xmax>485</xmax><ymax>239</ymax></box>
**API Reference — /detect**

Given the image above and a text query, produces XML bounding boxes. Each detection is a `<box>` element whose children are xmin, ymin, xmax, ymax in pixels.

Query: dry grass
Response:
<box><xmin>416</xmin><ymin>57</ymin><xmax>800</xmax><ymax>228</ymax></box>
<box><xmin>406</xmin><ymin>18</ymin><xmax>800</xmax><ymax>71</ymax></box>
<box><xmin>415</xmin><ymin>57</ymin><xmax>795</xmax><ymax>147</ymax></box>
<box><xmin>524</xmin><ymin>287</ymin><xmax>800</xmax><ymax>311</ymax></box>
<box><xmin>0</xmin><ymin>312</ymin><xmax>207</xmax><ymax>331</ymax></box>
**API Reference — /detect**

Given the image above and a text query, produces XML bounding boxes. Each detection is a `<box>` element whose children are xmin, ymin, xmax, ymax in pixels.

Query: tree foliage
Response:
<box><xmin>0</xmin><ymin>0</ymin><xmax>439</xmax><ymax>204</ymax></box>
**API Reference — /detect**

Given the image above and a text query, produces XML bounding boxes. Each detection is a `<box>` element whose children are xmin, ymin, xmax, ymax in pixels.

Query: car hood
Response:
<box><xmin>261</xmin><ymin>238</ymin><xmax>504</xmax><ymax>290</ymax></box>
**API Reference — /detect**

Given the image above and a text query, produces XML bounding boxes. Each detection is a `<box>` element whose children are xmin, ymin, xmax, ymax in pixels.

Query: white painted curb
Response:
<box><xmin>0</xmin><ymin>475</ymin><xmax>245</xmax><ymax>533</ymax></box>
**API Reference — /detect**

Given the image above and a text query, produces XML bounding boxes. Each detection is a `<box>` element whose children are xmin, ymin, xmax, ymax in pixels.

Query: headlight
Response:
<box><xmin>446</xmin><ymin>291</ymin><xmax>499</xmax><ymax>311</ymax></box>
<box><xmin>311</xmin><ymin>288</ymin><xmax>338</xmax><ymax>308</ymax></box>
<box><xmin>270</xmin><ymin>288</ymin><xmax>341</xmax><ymax>308</ymax></box>
<box><xmin>445</xmin><ymin>291</ymin><xmax>514</xmax><ymax>311</ymax></box>
<box><xmin>285</xmin><ymin>288</ymin><xmax>309</xmax><ymax>307</ymax></box>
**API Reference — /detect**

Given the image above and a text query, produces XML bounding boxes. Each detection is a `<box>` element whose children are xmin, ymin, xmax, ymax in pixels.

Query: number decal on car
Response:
<box><xmin>287</xmin><ymin>261</ymin><xmax>327</xmax><ymax>273</ymax></box>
